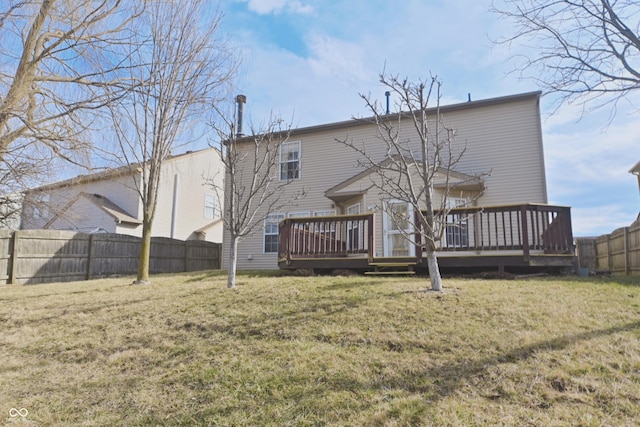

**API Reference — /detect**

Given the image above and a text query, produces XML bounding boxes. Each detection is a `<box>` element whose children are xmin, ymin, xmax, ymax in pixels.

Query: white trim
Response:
<box><xmin>288</xmin><ymin>211</ymin><xmax>310</xmax><ymax>218</ymax></box>
<box><xmin>383</xmin><ymin>200</ymin><xmax>415</xmax><ymax>257</ymax></box>
<box><xmin>313</xmin><ymin>209</ymin><xmax>336</xmax><ymax>216</ymax></box>
<box><xmin>263</xmin><ymin>213</ymin><xmax>284</xmax><ymax>254</ymax></box>
<box><xmin>204</xmin><ymin>193</ymin><xmax>216</xmax><ymax>219</ymax></box>
<box><xmin>279</xmin><ymin>141</ymin><xmax>301</xmax><ymax>181</ymax></box>
<box><xmin>346</xmin><ymin>203</ymin><xmax>360</xmax><ymax>215</ymax></box>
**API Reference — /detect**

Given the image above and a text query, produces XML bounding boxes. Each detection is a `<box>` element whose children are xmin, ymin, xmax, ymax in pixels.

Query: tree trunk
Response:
<box><xmin>425</xmin><ymin>248</ymin><xmax>442</xmax><ymax>291</ymax></box>
<box><xmin>135</xmin><ymin>220</ymin><xmax>152</xmax><ymax>285</ymax></box>
<box><xmin>227</xmin><ymin>235</ymin><xmax>238</xmax><ymax>289</ymax></box>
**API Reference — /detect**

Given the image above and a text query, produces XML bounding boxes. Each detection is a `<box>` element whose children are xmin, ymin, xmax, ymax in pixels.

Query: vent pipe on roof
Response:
<box><xmin>385</xmin><ymin>91</ymin><xmax>390</xmax><ymax>115</ymax></box>
<box><xmin>235</xmin><ymin>94</ymin><xmax>246</xmax><ymax>138</ymax></box>
<box><xmin>468</xmin><ymin>93</ymin><xmax>471</xmax><ymax>102</ymax></box>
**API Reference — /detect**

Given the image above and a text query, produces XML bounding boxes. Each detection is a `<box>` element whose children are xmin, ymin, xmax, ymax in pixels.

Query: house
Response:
<box><xmin>631</xmin><ymin>161</ymin><xmax>640</xmax><ymax>194</ymax></box>
<box><xmin>630</xmin><ymin>160</ymin><xmax>640</xmax><ymax>224</ymax></box>
<box><xmin>223</xmin><ymin>91</ymin><xmax>574</xmax><ymax>272</ymax></box>
<box><xmin>21</xmin><ymin>147</ymin><xmax>224</xmax><ymax>242</ymax></box>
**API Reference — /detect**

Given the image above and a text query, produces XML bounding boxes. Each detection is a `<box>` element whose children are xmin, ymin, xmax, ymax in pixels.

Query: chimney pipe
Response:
<box><xmin>385</xmin><ymin>91</ymin><xmax>390</xmax><ymax>115</ymax></box>
<box><xmin>235</xmin><ymin>94</ymin><xmax>246</xmax><ymax>137</ymax></box>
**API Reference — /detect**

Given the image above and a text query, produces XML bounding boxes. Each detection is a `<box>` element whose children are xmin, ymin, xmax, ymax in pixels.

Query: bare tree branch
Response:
<box><xmin>106</xmin><ymin>0</ymin><xmax>237</xmax><ymax>284</ymax></box>
<box><xmin>207</xmin><ymin>99</ymin><xmax>305</xmax><ymax>289</ymax></box>
<box><xmin>492</xmin><ymin>0</ymin><xmax>640</xmax><ymax>115</ymax></box>
<box><xmin>338</xmin><ymin>74</ymin><xmax>486</xmax><ymax>291</ymax></box>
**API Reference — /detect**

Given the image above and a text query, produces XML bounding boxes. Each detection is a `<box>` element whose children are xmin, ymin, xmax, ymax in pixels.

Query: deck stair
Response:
<box><xmin>365</xmin><ymin>261</ymin><xmax>416</xmax><ymax>276</ymax></box>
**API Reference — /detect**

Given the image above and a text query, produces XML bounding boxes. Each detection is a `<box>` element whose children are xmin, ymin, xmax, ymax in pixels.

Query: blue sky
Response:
<box><xmin>215</xmin><ymin>0</ymin><xmax>639</xmax><ymax>237</ymax></box>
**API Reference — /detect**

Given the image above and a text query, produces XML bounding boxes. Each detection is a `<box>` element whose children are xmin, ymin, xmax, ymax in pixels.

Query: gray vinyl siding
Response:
<box><xmin>225</xmin><ymin>93</ymin><xmax>547</xmax><ymax>270</ymax></box>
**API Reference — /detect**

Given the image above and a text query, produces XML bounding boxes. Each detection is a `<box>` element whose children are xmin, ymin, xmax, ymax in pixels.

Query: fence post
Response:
<box><xmin>9</xmin><ymin>231</ymin><xmax>18</xmax><ymax>284</ymax></box>
<box><xmin>86</xmin><ymin>234</ymin><xmax>94</xmax><ymax>280</ymax></box>
<box><xmin>606</xmin><ymin>234</ymin><xmax>613</xmax><ymax>272</ymax></box>
<box><xmin>624</xmin><ymin>227</ymin><xmax>630</xmax><ymax>276</ymax></box>
<box><xmin>184</xmin><ymin>240</ymin><xmax>189</xmax><ymax>272</ymax></box>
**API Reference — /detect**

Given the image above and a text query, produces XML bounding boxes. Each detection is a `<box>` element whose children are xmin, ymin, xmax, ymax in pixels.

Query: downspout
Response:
<box><xmin>171</xmin><ymin>174</ymin><xmax>178</xmax><ymax>239</ymax></box>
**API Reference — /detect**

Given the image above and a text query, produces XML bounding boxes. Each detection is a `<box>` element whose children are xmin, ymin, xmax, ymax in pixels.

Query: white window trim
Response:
<box><xmin>313</xmin><ymin>210</ymin><xmax>336</xmax><ymax>217</ymax></box>
<box><xmin>288</xmin><ymin>211</ymin><xmax>310</xmax><ymax>218</ymax></box>
<box><xmin>263</xmin><ymin>213</ymin><xmax>285</xmax><ymax>254</ymax></box>
<box><xmin>204</xmin><ymin>193</ymin><xmax>217</xmax><ymax>219</ymax></box>
<box><xmin>445</xmin><ymin>197</ymin><xmax>468</xmax><ymax>248</ymax></box>
<box><xmin>32</xmin><ymin>193</ymin><xmax>50</xmax><ymax>220</ymax></box>
<box><xmin>279</xmin><ymin>141</ymin><xmax>301</xmax><ymax>181</ymax></box>
<box><xmin>346</xmin><ymin>203</ymin><xmax>361</xmax><ymax>215</ymax></box>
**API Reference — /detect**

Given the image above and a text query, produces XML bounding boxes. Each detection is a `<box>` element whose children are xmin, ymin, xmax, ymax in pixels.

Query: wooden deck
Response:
<box><xmin>278</xmin><ymin>204</ymin><xmax>575</xmax><ymax>273</ymax></box>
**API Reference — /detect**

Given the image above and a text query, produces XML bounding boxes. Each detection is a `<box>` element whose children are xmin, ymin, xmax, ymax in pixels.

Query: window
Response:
<box><xmin>288</xmin><ymin>211</ymin><xmax>310</xmax><ymax>218</ymax></box>
<box><xmin>264</xmin><ymin>213</ymin><xmax>284</xmax><ymax>253</ymax></box>
<box><xmin>445</xmin><ymin>198</ymin><xmax>468</xmax><ymax>248</ymax></box>
<box><xmin>279</xmin><ymin>141</ymin><xmax>301</xmax><ymax>181</ymax></box>
<box><xmin>313</xmin><ymin>210</ymin><xmax>336</xmax><ymax>217</ymax></box>
<box><xmin>314</xmin><ymin>210</ymin><xmax>337</xmax><ymax>237</ymax></box>
<box><xmin>32</xmin><ymin>193</ymin><xmax>50</xmax><ymax>220</ymax></box>
<box><xmin>204</xmin><ymin>194</ymin><xmax>216</xmax><ymax>219</ymax></box>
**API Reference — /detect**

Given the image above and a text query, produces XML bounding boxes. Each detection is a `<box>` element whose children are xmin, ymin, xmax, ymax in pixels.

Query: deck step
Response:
<box><xmin>365</xmin><ymin>271</ymin><xmax>416</xmax><ymax>276</ymax></box>
<box><xmin>369</xmin><ymin>262</ymin><xmax>416</xmax><ymax>267</ymax></box>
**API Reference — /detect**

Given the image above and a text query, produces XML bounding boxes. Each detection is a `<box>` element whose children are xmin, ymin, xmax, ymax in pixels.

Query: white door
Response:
<box><xmin>346</xmin><ymin>203</ymin><xmax>360</xmax><ymax>252</ymax></box>
<box><xmin>383</xmin><ymin>200</ymin><xmax>414</xmax><ymax>257</ymax></box>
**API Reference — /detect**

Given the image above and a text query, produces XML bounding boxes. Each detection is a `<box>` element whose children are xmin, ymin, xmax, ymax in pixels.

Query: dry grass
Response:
<box><xmin>1</xmin><ymin>271</ymin><xmax>639</xmax><ymax>426</ymax></box>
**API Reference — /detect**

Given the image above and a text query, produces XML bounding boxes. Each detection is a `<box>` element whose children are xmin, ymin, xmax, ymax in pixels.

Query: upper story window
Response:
<box><xmin>204</xmin><ymin>193</ymin><xmax>217</xmax><ymax>219</ymax></box>
<box><xmin>279</xmin><ymin>141</ymin><xmax>300</xmax><ymax>181</ymax></box>
<box><xmin>32</xmin><ymin>193</ymin><xmax>50</xmax><ymax>220</ymax></box>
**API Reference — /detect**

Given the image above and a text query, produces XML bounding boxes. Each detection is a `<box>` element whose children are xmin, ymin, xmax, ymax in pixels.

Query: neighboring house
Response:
<box><xmin>631</xmin><ymin>161</ymin><xmax>640</xmax><ymax>194</ymax></box>
<box><xmin>21</xmin><ymin>148</ymin><xmax>223</xmax><ymax>243</ymax></box>
<box><xmin>0</xmin><ymin>191</ymin><xmax>23</xmax><ymax>230</ymax></box>
<box><xmin>224</xmin><ymin>91</ymin><xmax>574</xmax><ymax>272</ymax></box>
<box><xmin>630</xmin><ymin>160</ymin><xmax>640</xmax><ymax>224</ymax></box>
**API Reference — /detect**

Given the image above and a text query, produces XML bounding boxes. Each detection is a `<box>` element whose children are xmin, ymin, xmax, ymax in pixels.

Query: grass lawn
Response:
<box><xmin>1</xmin><ymin>271</ymin><xmax>639</xmax><ymax>426</ymax></box>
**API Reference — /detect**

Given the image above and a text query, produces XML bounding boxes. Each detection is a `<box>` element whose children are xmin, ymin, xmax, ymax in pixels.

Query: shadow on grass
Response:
<box><xmin>366</xmin><ymin>319</ymin><xmax>640</xmax><ymax>401</ymax></box>
<box><xmin>582</xmin><ymin>275</ymin><xmax>640</xmax><ymax>287</ymax></box>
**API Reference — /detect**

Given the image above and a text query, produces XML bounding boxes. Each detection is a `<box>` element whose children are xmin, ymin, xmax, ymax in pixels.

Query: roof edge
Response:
<box><xmin>235</xmin><ymin>91</ymin><xmax>542</xmax><ymax>142</ymax></box>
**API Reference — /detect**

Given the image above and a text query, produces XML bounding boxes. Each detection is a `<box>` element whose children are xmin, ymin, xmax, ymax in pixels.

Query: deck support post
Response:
<box><xmin>367</xmin><ymin>214</ymin><xmax>374</xmax><ymax>264</ymax></box>
<box><xmin>520</xmin><ymin>205</ymin><xmax>530</xmax><ymax>262</ymax></box>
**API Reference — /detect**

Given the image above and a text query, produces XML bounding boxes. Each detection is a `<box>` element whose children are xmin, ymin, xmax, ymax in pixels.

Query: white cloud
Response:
<box><xmin>222</xmin><ymin>0</ymin><xmax>639</xmax><ymax>237</ymax></box>
<box><xmin>306</xmin><ymin>35</ymin><xmax>369</xmax><ymax>84</ymax></box>
<box><xmin>244</xmin><ymin>0</ymin><xmax>313</xmax><ymax>14</ymax></box>
<box><xmin>571</xmin><ymin>205</ymin><xmax>637</xmax><ymax>237</ymax></box>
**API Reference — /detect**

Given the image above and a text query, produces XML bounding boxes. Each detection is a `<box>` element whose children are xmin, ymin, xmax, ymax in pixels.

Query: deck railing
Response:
<box><xmin>421</xmin><ymin>204</ymin><xmax>573</xmax><ymax>260</ymax></box>
<box><xmin>278</xmin><ymin>204</ymin><xmax>573</xmax><ymax>265</ymax></box>
<box><xmin>278</xmin><ymin>213</ymin><xmax>374</xmax><ymax>265</ymax></box>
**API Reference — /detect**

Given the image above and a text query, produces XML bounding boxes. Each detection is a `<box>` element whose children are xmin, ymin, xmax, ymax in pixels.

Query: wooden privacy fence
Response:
<box><xmin>0</xmin><ymin>230</ymin><xmax>221</xmax><ymax>285</ymax></box>
<box><xmin>576</xmin><ymin>221</ymin><xmax>640</xmax><ymax>276</ymax></box>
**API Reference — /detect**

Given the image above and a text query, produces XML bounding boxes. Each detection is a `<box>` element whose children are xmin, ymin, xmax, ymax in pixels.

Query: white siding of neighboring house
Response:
<box><xmin>21</xmin><ymin>148</ymin><xmax>224</xmax><ymax>243</ymax></box>
<box><xmin>223</xmin><ymin>92</ymin><xmax>548</xmax><ymax>270</ymax></box>
<box><xmin>22</xmin><ymin>173</ymin><xmax>142</xmax><ymax>232</ymax></box>
<box><xmin>152</xmin><ymin>149</ymin><xmax>223</xmax><ymax>242</ymax></box>
<box><xmin>47</xmin><ymin>196</ymin><xmax>118</xmax><ymax>233</ymax></box>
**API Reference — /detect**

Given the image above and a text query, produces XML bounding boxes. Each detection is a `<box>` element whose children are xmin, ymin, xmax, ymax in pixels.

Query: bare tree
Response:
<box><xmin>0</xmin><ymin>0</ymin><xmax>146</xmax><ymax>184</ymax></box>
<box><xmin>208</xmin><ymin>96</ymin><xmax>304</xmax><ymax>289</ymax></box>
<box><xmin>338</xmin><ymin>74</ymin><xmax>482</xmax><ymax>291</ymax></box>
<box><xmin>107</xmin><ymin>0</ymin><xmax>236</xmax><ymax>284</ymax></box>
<box><xmin>492</xmin><ymin>0</ymin><xmax>640</xmax><ymax>115</ymax></box>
